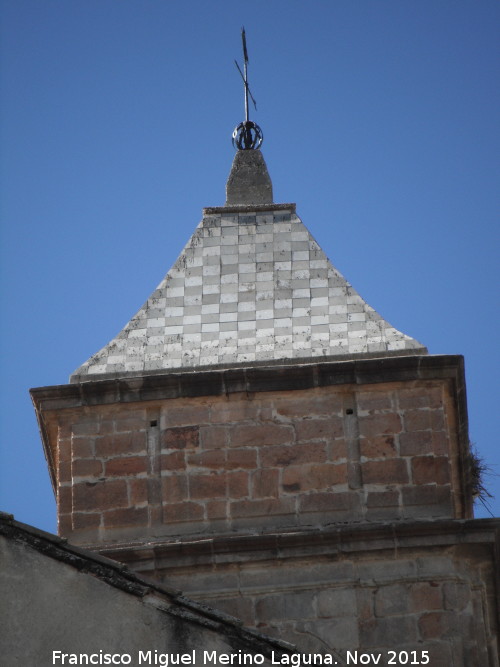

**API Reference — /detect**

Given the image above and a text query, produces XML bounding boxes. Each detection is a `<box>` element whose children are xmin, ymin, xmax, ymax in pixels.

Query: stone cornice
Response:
<box><xmin>203</xmin><ymin>203</ymin><xmax>296</xmax><ymax>215</ymax></box>
<box><xmin>94</xmin><ymin>518</ymin><xmax>500</xmax><ymax>570</ymax></box>
<box><xmin>32</xmin><ymin>353</ymin><xmax>461</xmax><ymax>411</ymax></box>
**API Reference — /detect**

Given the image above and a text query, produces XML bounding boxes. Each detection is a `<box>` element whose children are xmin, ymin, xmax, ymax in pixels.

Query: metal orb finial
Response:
<box><xmin>232</xmin><ymin>121</ymin><xmax>263</xmax><ymax>150</ymax></box>
<box><xmin>233</xmin><ymin>28</ymin><xmax>263</xmax><ymax>150</ymax></box>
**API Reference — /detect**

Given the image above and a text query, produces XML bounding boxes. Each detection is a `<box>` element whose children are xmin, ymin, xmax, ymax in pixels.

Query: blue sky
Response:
<box><xmin>1</xmin><ymin>0</ymin><xmax>499</xmax><ymax>532</ymax></box>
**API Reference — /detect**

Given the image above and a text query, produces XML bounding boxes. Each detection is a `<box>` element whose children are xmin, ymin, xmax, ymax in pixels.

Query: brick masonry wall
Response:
<box><xmin>53</xmin><ymin>377</ymin><xmax>466</xmax><ymax>544</ymax></box>
<box><xmin>149</xmin><ymin>542</ymin><xmax>498</xmax><ymax>666</ymax></box>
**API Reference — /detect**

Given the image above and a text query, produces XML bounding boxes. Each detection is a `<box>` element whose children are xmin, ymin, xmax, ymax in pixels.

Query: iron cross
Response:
<box><xmin>235</xmin><ymin>27</ymin><xmax>257</xmax><ymax>123</ymax></box>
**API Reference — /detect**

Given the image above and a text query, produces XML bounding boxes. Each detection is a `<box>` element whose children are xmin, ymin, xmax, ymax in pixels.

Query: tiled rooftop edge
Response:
<box><xmin>69</xmin><ymin>347</ymin><xmax>428</xmax><ymax>384</ymax></box>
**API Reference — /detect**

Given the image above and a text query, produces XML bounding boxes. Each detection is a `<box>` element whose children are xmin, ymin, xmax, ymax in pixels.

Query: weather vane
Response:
<box><xmin>232</xmin><ymin>27</ymin><xmax>263</xmax><ymax>150</ymax></box>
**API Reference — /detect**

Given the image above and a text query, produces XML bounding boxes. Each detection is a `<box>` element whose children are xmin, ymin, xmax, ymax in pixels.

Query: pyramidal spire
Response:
<box><xmin>70</xmin><ymin>32</ymin><xmax>426</xmax><ymax>383</ymax></box>
<box><xmin>71</xmin><ymin>202</ymin><xmax>426</xmax><ymax>381</ymax></box>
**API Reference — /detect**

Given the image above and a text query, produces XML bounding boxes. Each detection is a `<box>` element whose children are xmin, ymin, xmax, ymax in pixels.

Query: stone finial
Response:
<box><xmin>225</xmin><ymin>149</ymin><xmax>273</xmax><ymax>206</ymax></box>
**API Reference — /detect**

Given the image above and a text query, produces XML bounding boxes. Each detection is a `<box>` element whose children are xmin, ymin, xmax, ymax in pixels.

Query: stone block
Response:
<box><xmin>105</xmin><ymin>456</ymin><xmax>148</xmax><ymax>477</ymax></box>
<box><xmin>358</xmin><ymin>413</ymin><xmax>402</xmax><ymax>437</ymax></box>
<box><xmin>72</xmin><ymin>511</ymin><xmax>101</xmax><ymax>530</ymax></box>
<box><xmin>360</xmin><ymin>435</ymin><xmax>397</xmax><ymax>459</ymax></box>
<box><xmin>401</xmin><ymin>501</ymin><xmax>452</xmax><ymax>520</ymax></box>
<box><xmin>273</xmin><ymin>393</ymin><xmax>342</xmax><ymax>418</ymax></box>
<box><xmin>418</xmin><ymin>611</ymin><xmax>466</xmax><ymax>639</ymax></box>
<box><xmin>356</xmin><ymin>391</ymin><xmax>394</xmax><ymax>413</ymax></box>
<box><xmin>103</xmin><ymin>506</ymin><xmax>149</xmax><ymax>528</ymax></box>
<box><xmin>402</xmin><ymin>484</ymin><xmax>438</xmax><ymax>506</ymax></box>
<box><xmin>365</xmin><ymin>506</ymin><xmax>403</xmax><ymax>522</ymax></box>
<box><xmin>442</xmin><ymin>582</ymin><xmax>471</xmax><ymax>611</ymax></box>
<box><xmin>72</xmin><ymin>421</ymin><xmax>100</xmax><ymax>436</ymax></box>
<box><xmin>432</xmin><ymin>431</ymin><xmax>450</xmax><ymax>456</ymax></box>
<box><xmin>256</xmin><ymin>590</ymin><xmax>316</xmax><ymax>623</ymax></box>
<box><xmin>403</xmin><ymin>409</ymin><xmax>433</xmax><ymax>432</ymax></box>
<box><xmin>229</xmin><ymin>424</ymin><xmax>293</xmax><ymax>448</ymax></box>
<box><xmin>162</xmin><ymin>404</ymin><xmax>210</xmax><ymax>427</ymax></box>
<box><xmin>412</xmin><ymin>456</ymin><xmax>450</xmax><ymax>485</ymax></box>
<box><xmin>206</xmin><ymin>500</ymin><xmax>228</xmax><ymax>520</ymax></box>
<box><xmin>356</xmin><ymin>559</ymin><xmax>417</xmax><ymax>583</ymax></box>
<box><xmin>361</xmin><ymin>459</ymin><xmax>409</xmax><ymax>484</ymax></box>
<box><xmin>398</xmin><ymin>384</ymin><xmax>443</xmax><ymax>409</ymax></box>
<box><xmin>72</xmin><ymin>458</ymin><xmax>103</xmax><ymax>479</ymax></box>
<box><xmin>298</xmin><ymin>618</ymin><xmax>359</xmax><ymax>650</ymax></box>
<box><xmin>430</xmin><ymin>410</ymin><xmax>445</xmax><ymax>431</ymax></box>
<box><xmin>230</xmin><ymin>497</ymin><xmax>295</xmax><ymax>519</ymax></box>
<box><xmin>190</xmin><ymin>472</ymin><xmax>227</xmax><ymax>500</ymax></box>
<box><xmin>282</xmin><ymin>463</ymin><xmax>346</xmax><ymax>492</ymax></box>
<box><xmin>399</xmin><ymin>431</ymin><xmax>433</xmax><ymax>456</ymax></box>
<box><xmin>360</xmin><ymin>615</ymin><xmax>418</xmax><ymax>646</ymax></box>
<box><xmin>187</xmin><ymin>449</ymin><xmax>226</xmax><ymax>469</ymax></box>
<box><xmin>410</xmin><ymin>582</ymin><xmax>443</xmax><ymax>612</ymax></box>
<box><xmin>355</xmin><ymin>587</ymin><xmax>374</xmax><ymax>621</ymax></box>
<box><xmin>98</xmin><ymin>419</ymin><xmax>115</xmax><ymax>435</ymax></box>
<box><xmin>374</xmin><ymin>583</ymin><xmax>409</xmax><ymax>616</ymax></box>
<box><xmin>199</xmin><ymin>425</ymin><xmax>229</xmax><ymax>449</ymax></box>
<box><xmin>294</xmin><ymin>417</ymin><xmax>344</xmax><ymax>442</ymax></box>
<box><xmin>227</xmin><ymin>471</ymin><xmax>249</xmax><ymax>499</ymax></box>
<box><xmin>366</xmin><ymin>490</ymin><xmax>400</xmax><ymax>508</ymax></box>
<box><xmin>115</xmin><ymin>414</ymin><xmax>147</xmax><ymax>432</ymax></box>
<box><xmin>57</xmin><ymin>437</ymin><xmax>72</xmax><ymax>464</ymax></box>
<box><xmin>129</xmin><ymin>478</ymin><xmax>149</xmax><ymax>505</ymax></box>
<box><xmin>299</xmin><ymin>491</ymin><xmax>359</xmax><ymax>514</ymax></box>
<box><xmin>416</xmin><ymin>556</ymin><xmax>455</xmax><ymax>577</ymax></box>
<box><xmin>73</xmin><ymin>480</ymin><xmax>128</xmax><ymax>512</ymax></box>
<box><xmin>402</xmin><ymin>484</ymin><xmax>452</xmax><ymax>513</ymax></box>
<box><xmin>57</xmin><ymin>485</ymin><xmax>72</xmax><ymax>510</ymax></box>
<box><xmin>316</xmin><ymin>587</ymin><xmax>356</xmax><ymax>618</ymax></box>
<box><xmin>162</xmin><ymin>501</ymin><xmax>204</xmax><ymax>523</ymax></box>
<box><xmin>252</xmin><ymin>469</ymin><xmax>280</xmax><ymax>499</ymax></box>
<box><xmin>161</xmin><ymin>451</ymin><xmax>186</xmax><ymax>471</ymax></box>
<box><xmin>59</xmin><ymin>461</ymin><xmax>73</xmax><ymax>489</ymax></box>
<box><xmin>226</xmin><ymin>448</ymin><xmax>257</xmax><ymax>469</ymax></box>
<box><xmin>210</xmin><ymin>398</ymin><xmax>260</xmax><ymax>424</ymax></box>
<box><xmin>71</xmin><ymin>437</ymin><xmax>94</xmax><ymax>459</ymax></box>
<box><xmin>261</xmin><ymin>442</ymin><xmax>326</xmax><ymax>467</ymax></box>
<box><xmin>161</xmin><ymin>426</ymin><xmax>199</xmax><ymax>450</ymax></box>
<box><xmin>94</xmin><ymin>432</ymin><xmax>146</xmax><ymax>458</ymax></box>
<box><xmin>161</xmin><ymin>475</ymin><xmax>188</xmax><ymax>503</ymax></box>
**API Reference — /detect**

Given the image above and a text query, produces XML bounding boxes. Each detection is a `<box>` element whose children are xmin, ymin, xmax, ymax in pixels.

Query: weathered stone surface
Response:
<box><xmin>33</xmin><ymin>365</ymin><xmax>477</xmax><ymax>545</ymax></box>
<box><xmin>105</xmin><ymin>522</ymin><xmax>499</xmax><ymax>664</ymax></box>
<box><xmin>226</xmin><ymin>149</ymin><xmax>273</xmax><ymax>205</ymax></box>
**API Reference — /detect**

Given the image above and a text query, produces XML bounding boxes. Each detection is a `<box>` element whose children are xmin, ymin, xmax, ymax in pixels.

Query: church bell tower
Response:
<box><xmin>31</xmin><ymin>30</ymin><xmax>498</xmax><ymax>666</ymax></box>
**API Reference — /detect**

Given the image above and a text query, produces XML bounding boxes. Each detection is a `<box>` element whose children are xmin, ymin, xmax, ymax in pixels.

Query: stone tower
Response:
<box><xmin>32</xmin><ymin>134</ymin><xmax>499</xmax><ymax>663</ymax></box>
